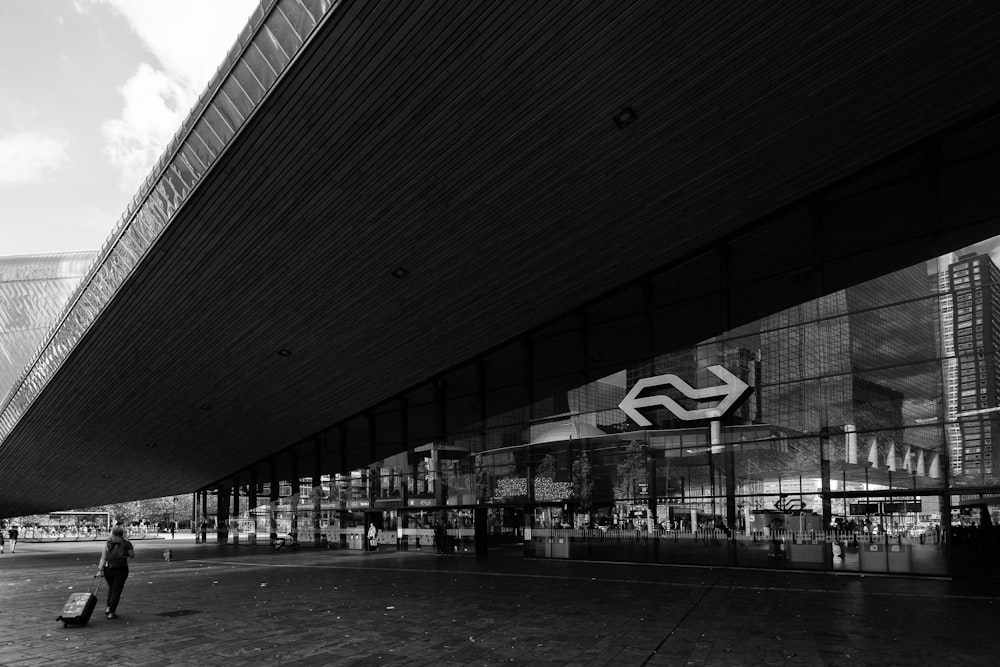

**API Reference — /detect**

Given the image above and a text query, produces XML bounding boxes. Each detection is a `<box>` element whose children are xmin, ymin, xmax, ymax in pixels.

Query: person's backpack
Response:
<box><xmin>107</xmin><ymin>541</ymin><xmax>130</xmax><ymax>567</ymax></box>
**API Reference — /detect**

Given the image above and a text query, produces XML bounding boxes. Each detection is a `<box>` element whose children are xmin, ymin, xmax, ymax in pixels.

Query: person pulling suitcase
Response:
<box><xmin>98</xmin><ymin>526</ymin><xmax>135</xmax><ymax>619</ymax></box>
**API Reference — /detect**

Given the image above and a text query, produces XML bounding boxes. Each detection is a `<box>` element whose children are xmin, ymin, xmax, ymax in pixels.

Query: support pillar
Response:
<box><xmin>290</xmin><ymin>449</ymin><xmax>300</xmax><ymax>542</ymax></box>
<box><xmin>269</xmin><ymin>459</ymin><xmax>279</xmax><ymax>541</ymax></box>
<box><xmin>820</xmin><ymin>424</ymin><xmax>833</xmax><ymax>568</ymax></box>
<box><xmin>192</xmin><ymin>491</ymin><xmax>199</xmax><ymax>542</ymax></box>
<box><xmin>248</xmin><ymin>470</ymin><xmax>258</xmax><ymax>545</ymax></box>
<box><xmin>431</xmin><ymin>444</ymin><xmax>442</xmax><ymax>506</ymax></box>
<box><xmin>646</xmin><ymin>443</ymin><xmax>658</xmax><ymax>561</ymax></box>
<box><xmin>231</xmin><ymin>477</ymin><xmax>240</xmax><ymax>545</ymax></box>
<box><xmin>313</xmin><ymin>438</ymin><xmax>323</xmax><ymax>548</ymax></box>
<box><xmin>200</xmin><ymin>491</ymin><xmax>208</xmax><ymax>543</ymax></box>
<box><xmin>216</xmin><ymin>484</ymin><xmax>230</xmax><ymax>544</ymax></box>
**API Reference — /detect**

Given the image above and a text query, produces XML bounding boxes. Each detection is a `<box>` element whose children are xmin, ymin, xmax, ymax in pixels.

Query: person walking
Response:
<box><xmin>367</xmin><ymin>522</ymin><xmax>379</xmax><ymax>551</ymax></box>
<box><xmin>97</xmin><ymin>525</ymin><xmax>135</xmax><ymax>619</ymax></box>
<box><xmin>434</xmin><ymin>522</ymin><xmax>446</xmax><ymax>555</ymax></box>
<box><xmin>0</xmin><ymin>529</ymin><xmax>5</xmax><ymax>554</ymax></box>
<box><xmin>7</xmin><ymin>525</ymin><xmax>17</xmax><ymax>553</ymax></box>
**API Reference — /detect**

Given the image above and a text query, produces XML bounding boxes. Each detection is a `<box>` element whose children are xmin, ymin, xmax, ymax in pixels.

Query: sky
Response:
<box><xmin>0</xmin><ymin>0</ymin><xmax>258</xmax><ymax>257</ymax></box>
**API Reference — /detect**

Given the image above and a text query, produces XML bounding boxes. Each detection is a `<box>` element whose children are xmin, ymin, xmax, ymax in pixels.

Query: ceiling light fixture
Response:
<box><xmin>146</xmin><ymin>442</ymin><xmax>157</xmax><ymax>448</ymax></box>
<box><xmin>613</xmin><ymin>106</ymin><xmax>637</xmax><ymax>129</ymax></box>
<box><xmin>277</xmin><ymin>349</ymin><xmax>292</xmax><ymax>357</ymax></box>
<box><xmin>199</xmin><ymin>405</ymin><xmax>212</xmax><ymax>411</ymax></box>
<box><xmin>391</xmin><ymin>267</ymin><xmax>409</xmax><ymax>279</ymax></box>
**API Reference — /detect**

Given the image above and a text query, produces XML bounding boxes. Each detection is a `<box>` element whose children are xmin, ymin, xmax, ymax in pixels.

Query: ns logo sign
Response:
<box><xmin>618</xmin><ymin>365</ymin><xmax>752</xmax><ymax>427</ymax></box>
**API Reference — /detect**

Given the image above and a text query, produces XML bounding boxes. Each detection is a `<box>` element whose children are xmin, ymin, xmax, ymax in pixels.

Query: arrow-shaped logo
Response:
<box><xmin>618</xmin><ymin>365</ymin><xmax>752</xmax><ymax>427</ymax></box>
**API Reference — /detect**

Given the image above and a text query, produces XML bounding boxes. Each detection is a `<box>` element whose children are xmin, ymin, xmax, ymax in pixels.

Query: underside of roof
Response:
<box><xmin>2</xmin><ymin>1</ymin><xmax>1000</xmax><ymax>515</ymax></box>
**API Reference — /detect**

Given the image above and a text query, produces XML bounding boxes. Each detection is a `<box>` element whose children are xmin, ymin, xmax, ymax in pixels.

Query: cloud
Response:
<box><xmin>0</xmin><ymin>132</ymin><xmax>70</xmax><ymax>185</ymax></box>
<box><xmin>96</xmin><ymin>0</ymin><xmax>258</xmax><ymax>92</ymax></box>
<box><xmin>87</xmin><ymin>0</ymin><xmax>258</xmax><ymax>191</ymax></box>
<box><xmin>102</xmin><ymin>63</ymin><xmax>191</xmax><ymax>191</ymax></box>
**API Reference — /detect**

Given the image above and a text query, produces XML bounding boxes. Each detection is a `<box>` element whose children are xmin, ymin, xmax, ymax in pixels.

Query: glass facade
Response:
<box><xmin>0</xmin><ymin>252</ymin><xmax>97</xmax><ymax>406</ymax></box>
<box><xmin>218</xmin><ymin>241</ymin><xmax>1000</xmax><ymax>577</ymax></box>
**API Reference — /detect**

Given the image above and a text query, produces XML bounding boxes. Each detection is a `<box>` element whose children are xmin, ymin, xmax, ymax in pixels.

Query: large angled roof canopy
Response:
<box><xmin>2</xmin><ymin>0</ymin><xmax>1000</xmax><ymax>515</ymax></box>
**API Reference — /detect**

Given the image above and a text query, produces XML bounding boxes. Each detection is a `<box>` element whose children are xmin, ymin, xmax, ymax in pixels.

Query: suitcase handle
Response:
<box><xmin>88</xmin><ymin>573</ymin><xmax>103</xmax><ymax>596</ymax></box>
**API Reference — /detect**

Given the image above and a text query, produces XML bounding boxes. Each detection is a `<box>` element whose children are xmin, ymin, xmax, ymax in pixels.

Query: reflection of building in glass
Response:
<box><xmin>938</xmin><ymin>253</ymin><xmax>964</xmax><ymax>473</ymax></box>
<box><xmin>0</xmin><ymin>253</ymin><xmax>97</xmax><ymax>404</ymax></box>
<box><xmin>759</xmin><ymin>293</ymin><xmax>851</xmax><ymax>434</ymax></box>
<box><xmin>944</xmin><ymin>252</ymin><xmax>1000</xmax><ymax>481</ymax></box>
<box><xmin>621</xmin><ymin>261</ymin><xmax>941</xmax><ymax>452</ymax></box>
<box><xmin>219</xmin><ymin>241</ymin><xmax>1000</xmax><ymax>578</ymax></box>
<box><xmin>759</xmin><ymin>263</ymin><xmax>941</xmax><ymax>471</ymax></box>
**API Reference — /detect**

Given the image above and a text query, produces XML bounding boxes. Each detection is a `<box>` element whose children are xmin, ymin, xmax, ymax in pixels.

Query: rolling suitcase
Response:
<box><xmin>57</xmin><ymin>574</ymin><xmax>101</xmax><ymax>627</ymax></box>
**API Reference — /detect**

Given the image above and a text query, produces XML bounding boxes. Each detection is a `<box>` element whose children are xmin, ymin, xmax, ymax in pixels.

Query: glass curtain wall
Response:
<box><xmin>230</xmin><ymin>241</ymin><xmax>1000</xmax><ymax>577</ymax></box>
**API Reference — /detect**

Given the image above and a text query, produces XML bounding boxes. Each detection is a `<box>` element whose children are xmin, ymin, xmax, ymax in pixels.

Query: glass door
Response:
<box><xmin>826</xmin><ymin>492</ymin><xmax>947</xmax><ymax>576</ymax></box>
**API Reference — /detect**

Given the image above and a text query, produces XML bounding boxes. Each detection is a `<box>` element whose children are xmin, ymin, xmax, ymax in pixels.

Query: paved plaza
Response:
<box><xmin>1</xmin><ymin>537</ymin><xmax>998</xmax><ymax>666</ymax></box>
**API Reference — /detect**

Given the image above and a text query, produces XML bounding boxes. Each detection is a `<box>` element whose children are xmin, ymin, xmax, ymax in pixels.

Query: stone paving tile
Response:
<box><xmin>3</xmin><ymin>539</ymin><xmax>1000</xmax><ymax>665</ymax></box>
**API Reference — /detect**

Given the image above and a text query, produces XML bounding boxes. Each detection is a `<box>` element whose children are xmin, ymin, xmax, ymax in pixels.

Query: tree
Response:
<box><xmin>83</xmin><ymin>494</ymin><xmax>195</xmax><ymax>527</ymax></box>
<box><xmin>474</xmin><ymin>457</ymin><xmax>492</xmax><ymax>503</ymax></box>
<box><xmin>536</xmin><ymin>453</ymin><xmax>557</xmax><ymax>481</ymax></box>
<box><xmin>571</xmin><ymin>453</ymin><xmax>594</xmax><ymax>510</ymax></box>
<box><xmin>613</xmin><ymin>442</ymin><xmax>646</xmax><ymax>502</ymax></box>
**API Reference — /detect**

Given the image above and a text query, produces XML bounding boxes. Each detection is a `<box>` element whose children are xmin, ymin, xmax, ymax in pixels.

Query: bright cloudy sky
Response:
<box><xmin>0</xmin><ymin>0</ymin><xmax>258</xmax><ymax>256</ymax></box>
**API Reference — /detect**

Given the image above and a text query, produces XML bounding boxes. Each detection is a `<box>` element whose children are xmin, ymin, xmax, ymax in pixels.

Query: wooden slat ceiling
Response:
<box><xmin>3</xmin><ymin>0</ymin><xmax>1000</xmax><ymax>514</ymax></box>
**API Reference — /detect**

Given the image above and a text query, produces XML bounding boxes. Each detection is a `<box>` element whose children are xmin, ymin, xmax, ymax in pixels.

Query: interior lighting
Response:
<box><xmin>613</xmin><ymin>106</ymin><xmax>637</xmax><ymax>129</ymax></box>
<box><xmin>277</xmin><ymin>349</ymin><xmax>292</xmax><ymax>357</ymax></box>
<box><xmin>391</xmin><ymin>267</ymin><xmax>410</xmax><ymax>279</ymax></box>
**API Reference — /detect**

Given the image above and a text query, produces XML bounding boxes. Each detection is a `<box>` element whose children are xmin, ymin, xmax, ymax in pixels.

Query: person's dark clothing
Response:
<box><xmin>101</xmin><ymin>536</ymin><xmax>134</xmax><ymax>616</ymax></box>
<box><xmin>434</xmin><ymin>524</ymin><xmax>446</xmax><ymax>554</ymax></box>
<box><xmin>103</xmin><ymin>566</ymin><xmax>129</xmax><ymax>614</ymax></box>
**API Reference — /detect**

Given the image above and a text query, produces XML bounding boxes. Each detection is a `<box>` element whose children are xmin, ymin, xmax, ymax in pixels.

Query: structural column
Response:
<box><xmin>191</xmin><ymin>491</ymin><xmax>199</xmax><ymax>541</ymax></box>
<box><xmin>248</xmin><ymin>470</ymin><xmax>258</xmax><ymax>545</ymax></box>
<box><xmin>200</xmin><ymin>491</ymin><xmax>208</xmax><ymax>542</ymax></box>
<box><xmin>231</xmin><ymin>476</ymin><xmax>240</xmax><ymax>545</ymax></box>
<box><xmin>216</xmin><ymin>483</ymin><xmax>230</xmax><ymax>544</ymax></box>
<box><xmin>820</xmin><ymin>424</ymin><xmax>833</xmax><ymax>568</ymax></box>
<box><xmin>289</xmin><ymin>448</ymin><xmax>300</xmax><ymax>542</ymax></box>
<box><xmin>269</xmin><ymin>459</ymin><xmax>279</xmax><ymax>541</ymax></box>
<box><xmin>313</xmin><ymin>438</ymin><xmax>323</xmax><ymax>548</ymax></box>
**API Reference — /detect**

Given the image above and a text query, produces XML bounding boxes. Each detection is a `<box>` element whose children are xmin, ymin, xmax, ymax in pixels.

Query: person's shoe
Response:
<box><xmin>107</xmin><ymin>612</ymin><xmax>117</xmax><ymax>619</ymax></box>
<box><xmin>105</xmin><ymin>607</ymin><xmax>111</xmax><ymax>614</ymax></box>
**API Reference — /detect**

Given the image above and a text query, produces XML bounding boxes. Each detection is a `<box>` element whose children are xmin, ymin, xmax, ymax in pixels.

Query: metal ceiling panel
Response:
<box><xmin>2</xmin><ymin>1</ymin><xmax>1000</xmax><ymax>514</ymax></box>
